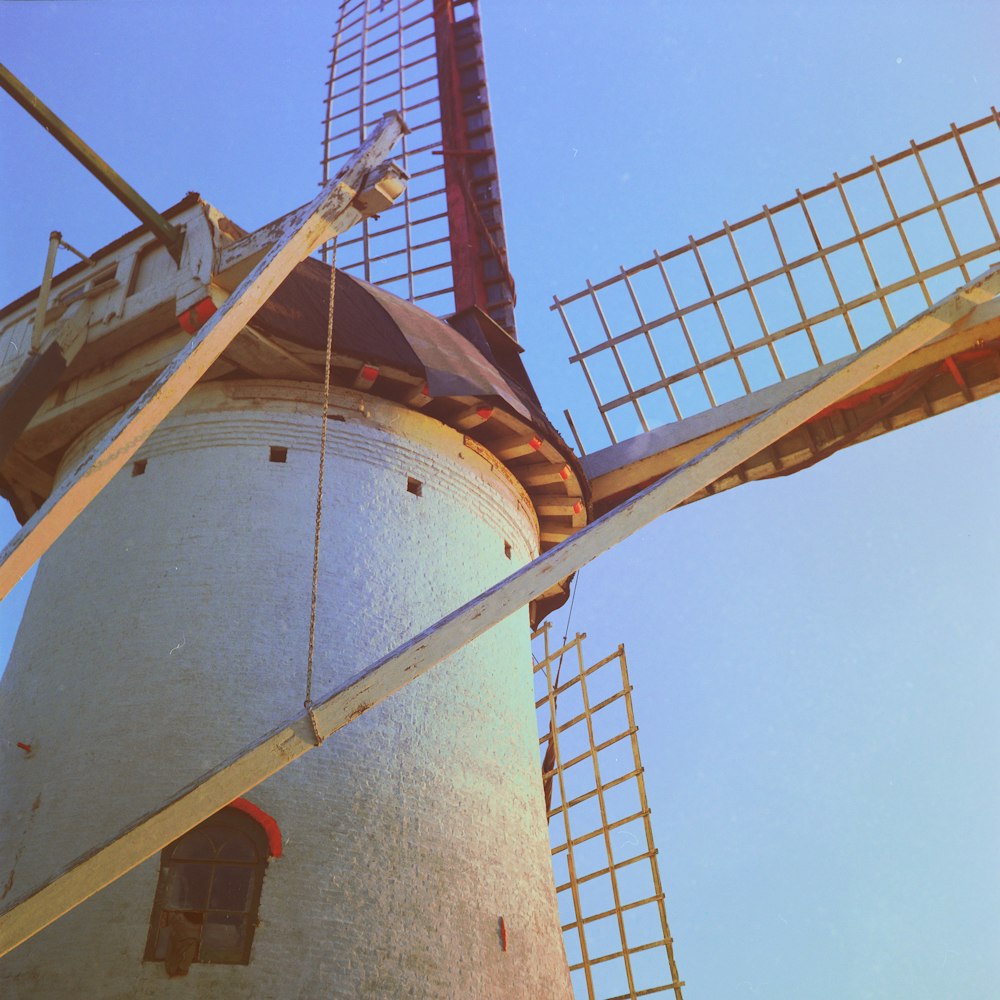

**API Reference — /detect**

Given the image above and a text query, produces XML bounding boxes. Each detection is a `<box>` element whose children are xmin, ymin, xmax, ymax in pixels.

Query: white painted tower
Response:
<box><xmin>0</xmin><ymin>199</ymin><xmax>585</xmax><ymax>996</ymax></box>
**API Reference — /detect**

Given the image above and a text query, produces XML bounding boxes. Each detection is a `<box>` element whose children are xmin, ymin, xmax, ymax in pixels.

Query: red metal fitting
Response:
<box><xmin>476</xmin><ymin>406</ymin><xmax>494</xmax><ymax>422</ymax></box>
<box><xmin>529</xmin><ymin>436</ymin><xmax>542</xmax><ymax>450</ymax></box>
<box><xmin>559</xmin><ymin>465</ymin><xmax>570</xmax><ymax>481</ymax></box>
<box><xmin>16</xmin><ymin>742</ymin><xmax>32</xmax><ymax>753</ymax></box>
<box><xmin>573</xmin><ymin>500</ymin><xmax>583</xmax><ymax>515</ymax></box>
<box><xmin>178</xmin><ymin>297</ymin><xmax>217</xmax><ymax>334</ymax></box>
<box><xmin>353</xmin><ymin>364</ymin><xmax>381</xmax><ymax>391</ymax></box>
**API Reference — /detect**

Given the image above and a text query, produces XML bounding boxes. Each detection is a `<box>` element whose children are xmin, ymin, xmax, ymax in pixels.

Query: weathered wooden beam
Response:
<box><xmin>214</xmin><ymin>160</ymin><xmax>407</xmax><ymax>289</ymax></box>
<box><xmin>1</xmin><ymin>265</ymin><xmax>995</xmax><ymax>959</ymax></box>
<box><xmin>0</xmin><ymin>112</ymin><xmax>407</xmax><ymax>603</ymax></box>
<box><xmin>225</xmin><ymin>324</ymin><xmax>319</xmax><ymax>381</ymax></box>
<box><xmin>2</xmin><ymin>449</ymin><xmax>54</xmax><ymax>499</ymax></box>
<box><xmin>583</xmin><ymin>293</ymin><xmax>1000</xmax><ymax>509</ymax></box>
<box><xmin>0</xmin><ymin>63</ymin><xmax>184</xmax><ymax>263</ymax></box>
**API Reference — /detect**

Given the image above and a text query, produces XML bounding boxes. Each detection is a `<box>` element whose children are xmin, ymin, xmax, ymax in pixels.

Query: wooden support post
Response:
<box><xmin>402</xmin><ymin>382</ymin><xmax>431</xmax><ymax>408</ymax></box>
<box><xmin>490</xmin><ymin>434</ymin><xmax>543</xmax><ymax>461</ymax></box>
<box><xmin>0</xmin><ymin>112</ymin><xmax>407</xmax><ymax>603</ymax></box>
<box><xmin>30</xmin><ymin>231</ymin><xmax>63</xmax><ymax>354</ymax></box>
<box><xmin>533</xmin><ymin>498</ymin><xmax>584</xmax><ymax>517</ymax></box>
<box><xmin>521</xmin><ymin>465</ymin><xmax>571</xmax><ymax>488</ymax></box>
<box><xmin>352</xmin><ymin>364</ymin><xmax>380</xmax><ymax>391</ymax></box>
<box><xmin>1</xmin><ymin>265</ymin><xmax>995</xmax><ymax>958</ymax></box>
<box><xmin>454</xmin><ymin>404</ymin><xmax>494</xmax><ymax>430</ymax></box>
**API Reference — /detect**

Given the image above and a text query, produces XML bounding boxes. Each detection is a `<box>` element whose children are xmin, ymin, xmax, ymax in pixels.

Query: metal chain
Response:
<box><xmin>305</xmin><ymin>241</ymin><xmax>338</xmax><ymax>745</ymax></box>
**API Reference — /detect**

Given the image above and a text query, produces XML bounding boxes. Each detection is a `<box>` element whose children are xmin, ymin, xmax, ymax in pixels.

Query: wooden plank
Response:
<box><xmin>0</xmin><ymin>112</ymin><xmax>406</xmax><ymax>603</ymax></box>
<box><xmin>0</xmin><ymin>303</ymin><xmax>91</xmax><ymax>464</ymax></box>
<box><xmin>13</xmin><ymin>331</ymin><xmax>234</xmax><ymax>463</ymax></box>
<box><xmin>1</xmin><ymin>265</ymin><xmax>996</xmax><ymax>959</ymax></box>
<box><xmin>2</xmin><ymin>450</ymin><xmax>53</xmax><ymax>498</ymax></box>
<box><xmin>212</xmin><ymin>162</ymin><xmax>406</xmax><ymax>292</ymax></box>
<box><xmin>225</xmin><ymin>324</ymin><xmax>319</xmax><ymax>381</ymax></box>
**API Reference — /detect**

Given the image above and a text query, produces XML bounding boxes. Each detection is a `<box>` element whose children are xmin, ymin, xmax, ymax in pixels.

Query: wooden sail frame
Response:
<box><xmin>553</xmin><ymin>111</ymin><xmax>1000</xmax><ymax>448</ymax></box>
<box><xmin>534</xmin><ymin>623</ymin><xmax>685</xmax><ymax>1000</ymax></box>
<box><xmin>321</xmin><ymin>0</ymin><xmax>516</xmax><ymax>335</ymax></box>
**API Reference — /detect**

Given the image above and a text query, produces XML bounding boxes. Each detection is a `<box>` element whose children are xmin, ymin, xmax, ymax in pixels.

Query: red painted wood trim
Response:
<box><xmin>433</xmin><ymin>0</ymin><xmax>488</xmax><ymax>315</ymax></box>
<box><xmin>813</xmin><ymin>340</ymin><xmax>996</xmax><ymax>420</ymax></box>
<box><xmin>177</xmin><ymin>297</ymin><xmax>217</xmax><ymax>335</ymax></box>
<box><xmin>229</xmin><ymin>797</ymin><xmax>282</xmax><ymax>858</ymax></box>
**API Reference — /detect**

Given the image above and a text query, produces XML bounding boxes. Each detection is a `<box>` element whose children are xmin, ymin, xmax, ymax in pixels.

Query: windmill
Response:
<box><xmin>0</xmin><ymin>3</ymin><xmax>996</xmax><ymax>996</ymax></box>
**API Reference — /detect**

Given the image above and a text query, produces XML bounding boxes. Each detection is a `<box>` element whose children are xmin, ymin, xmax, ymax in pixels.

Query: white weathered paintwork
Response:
<box><xmin>0</xmin><ymin>199</ymin><xmax>215</xmax><ymax>394</ymax></box>
<box><xmin>0</xmin><ymin>112</ymin><xmax>406</xmax><ymax>601</ymax></box>
<box><xmin>0</xmin><ymin>382</ymin><xmax>572</xmax><ymax>998</ymax></box>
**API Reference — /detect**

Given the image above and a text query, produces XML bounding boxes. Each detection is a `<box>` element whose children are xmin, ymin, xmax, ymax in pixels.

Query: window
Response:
<box><xmin>144</xmin><ymin>805</ymin><xmax>275</xmax><ymax>976</ymax></box>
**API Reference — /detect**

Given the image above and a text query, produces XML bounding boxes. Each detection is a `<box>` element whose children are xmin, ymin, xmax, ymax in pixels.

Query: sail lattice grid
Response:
<box><xmin>533</xmin><ymin>624</ymin><xmax>684</xmax><ymax>1000</ymax></box>
<box><xmin>321</xmin><ymin>0</ymin><xmax>516</xmax><ymax>334</ymax></box>
<box><xmin>553</xmin><ymin>111</ymin><xmax>1000</xmax><ymax>449</ymax></box>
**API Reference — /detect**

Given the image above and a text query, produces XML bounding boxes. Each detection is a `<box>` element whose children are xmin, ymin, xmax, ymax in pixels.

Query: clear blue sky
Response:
<box><xmin>2</xmin><ymin>3</ymin><xmax>999</xmax><ymax>998</ymax></box>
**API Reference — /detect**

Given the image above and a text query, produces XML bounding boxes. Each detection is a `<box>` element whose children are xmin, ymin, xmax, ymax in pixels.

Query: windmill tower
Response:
<box><xmin>1</xmin><ymin>3</ymin><xmax>999</xmax><ymax>999</ymax></box>
<box><xmin>0</xmin><ymin>24</ymin><xmax>579</xmax><ymax>999</ymax></box>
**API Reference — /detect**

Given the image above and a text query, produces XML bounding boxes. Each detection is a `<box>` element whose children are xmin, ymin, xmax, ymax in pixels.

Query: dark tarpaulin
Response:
<box><xmin>249</xmin><ymin>259</ymin><xmax>586</xmax><ymax>621</ymax></box>
<box><xmin>251</xmin><ymin>257</ymin><xmax>534</xmax><ymax>420</ymax></box>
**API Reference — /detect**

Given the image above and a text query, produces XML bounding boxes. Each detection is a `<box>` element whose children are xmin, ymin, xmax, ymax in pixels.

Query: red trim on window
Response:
<box><xmin>229</xmin><ymin>798</ymin><xmax>282</xmax><ymax>858</ymax></box>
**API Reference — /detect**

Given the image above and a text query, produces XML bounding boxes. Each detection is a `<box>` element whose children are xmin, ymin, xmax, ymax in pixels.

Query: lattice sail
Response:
<box><xmin>554</xmin><ymin>111</ymin><xmax>1000</xmax><ymax>449</ymax></box>
<box><xmin>321</xmin><ymin>0</ymin><xmax>516</xmax><ymax>335</ymax></box>
<box><xmin>534</xmin><ymin>624</ymin><xmax>684</xmax><ymax>1000</ymax></box>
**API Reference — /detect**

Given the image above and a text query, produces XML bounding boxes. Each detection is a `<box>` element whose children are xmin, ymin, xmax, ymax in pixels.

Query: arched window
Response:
<box><xmin>143</xmin><ymin>804</ymin><xmax>275</xmax><ymax>976</ymax></box>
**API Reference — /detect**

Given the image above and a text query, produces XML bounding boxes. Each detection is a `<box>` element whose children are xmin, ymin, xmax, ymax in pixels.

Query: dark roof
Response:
<box><xmin>253</xmin><ymin>256</ymin><xmax>549</xmax><ymax>428</ymax></box>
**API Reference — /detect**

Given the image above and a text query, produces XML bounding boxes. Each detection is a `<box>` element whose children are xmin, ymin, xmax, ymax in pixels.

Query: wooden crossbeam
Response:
<box><xmin>0</xmin><ymin>112</ymin><xmax>407</xmax><ymax>603</ymax></box>
<box><xmin>1</xmin><ymin>265</ymin><xmax>996</xmax><ymax>958</ymax></box>
<box><xmin>583</xmin><ymin>294</ymin><xmax>1000</xmax><ymax>512</ymax></box>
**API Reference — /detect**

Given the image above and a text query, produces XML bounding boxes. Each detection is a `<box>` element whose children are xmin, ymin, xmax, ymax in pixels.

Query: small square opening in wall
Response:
<box><xmin>504</xmin><ymin>541</ymin><xmax>512</xmax><ymax>559</ymax></box>
<box><xmin>131</xmin><ymin>459</ymin><xmax>147</xmax><ymax>477</ymax></box>
<box><xmin>269</xmin><ymin>446</ymin><xmax>288</xmax><ymax>464</ymax></box>
<box><xmin>406</xmin><ymin>476</ymin><xmax>423</xmax><ymax>497</ymax></box>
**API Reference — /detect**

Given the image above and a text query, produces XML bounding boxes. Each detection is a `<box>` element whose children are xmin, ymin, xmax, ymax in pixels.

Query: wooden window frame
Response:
<box><xmin>143</xmin><ymin>805</ymin><xmax>271</xmax><ymax>974</ymax></box>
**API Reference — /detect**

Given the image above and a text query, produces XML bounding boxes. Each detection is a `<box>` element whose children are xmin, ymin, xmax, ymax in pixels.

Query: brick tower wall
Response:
<box><xmin>0</xmin><ymin>382</ymin><xmax>572</xmax><ymax>998</ymax></box>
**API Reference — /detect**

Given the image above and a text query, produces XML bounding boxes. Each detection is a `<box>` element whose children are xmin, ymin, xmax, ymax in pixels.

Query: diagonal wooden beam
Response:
<box><xmin>582</xmin><ymin>295</ymin><xmax>1000</xmax><ymax>511</ymax></box>
<box><xmin>0</xmin><ymin>62</ymin><xmax>185</xmax><ymax>263</ymax></box>
<box><xmin>0</xmin><ymin>111</ymin><xmax>407</xmax><ymax>603</ymax></box>
<box><xmin>1</xmin><ymin>264</ymin><xmax>996</xmax><ymax>958</ymax></box>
